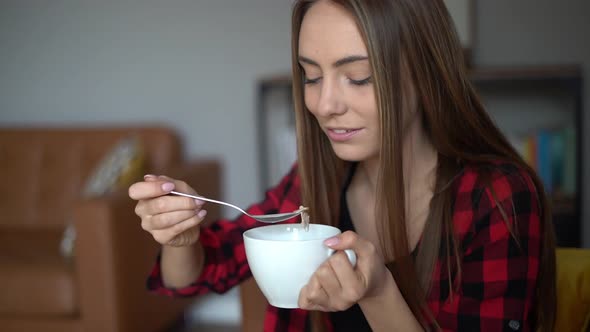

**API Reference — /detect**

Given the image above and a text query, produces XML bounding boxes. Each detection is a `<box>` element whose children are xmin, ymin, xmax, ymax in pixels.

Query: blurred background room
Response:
<box><xmin>0</xmin><ymin>0</ymin><xmax>588</xmax><ymax>331</ymax></box>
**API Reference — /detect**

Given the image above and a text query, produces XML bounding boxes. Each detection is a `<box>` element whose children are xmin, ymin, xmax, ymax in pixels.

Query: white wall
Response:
<box><xmin>0</xmin><ymin>0</ymin><xmax>293</xmax><ymax>211</ymax></box>
<box><xmin>0</xmin><ymin>0</ymin><xmax>588</xmax><ymax>327</ymax></box>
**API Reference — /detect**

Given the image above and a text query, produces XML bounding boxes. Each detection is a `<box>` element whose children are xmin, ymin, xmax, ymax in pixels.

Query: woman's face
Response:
<box><xmin>298</xmin><ymin>0</ymin><xmax>379</xmax><ymax>162</ymax></box>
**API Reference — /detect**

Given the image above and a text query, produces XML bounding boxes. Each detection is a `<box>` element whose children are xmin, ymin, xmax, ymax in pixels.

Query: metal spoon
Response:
<box><xmin>169</xmin><ymin>191</ymin><xmax>305</xmax><ymax>223</ymax></box>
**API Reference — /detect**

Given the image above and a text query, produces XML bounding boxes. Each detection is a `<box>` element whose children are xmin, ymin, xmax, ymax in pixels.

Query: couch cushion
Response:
<box><xmin>0</xmin><ymin>229</ymin><xmax>77</xmax><ymax>316</ymax></box>
<box><xmin>0</xmin><ymin>126</ymin><xmax>180</xmax><ymax>228</ymax></box>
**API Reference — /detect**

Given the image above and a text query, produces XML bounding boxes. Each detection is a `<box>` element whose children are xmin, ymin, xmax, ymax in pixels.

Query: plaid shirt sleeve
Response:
<box><xmin>432</xmin><ymin>163</ymin><xmax>542</xmax><ymax>332</ymax></box>
<box><xmin>146</xmin><ymin>164</ymin><xmax>302</xmax><ymax>297</ymax></box>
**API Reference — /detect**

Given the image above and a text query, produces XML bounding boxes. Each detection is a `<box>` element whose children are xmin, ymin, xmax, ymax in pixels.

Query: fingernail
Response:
<box><xmin>144</xmin><ymin>174</ymin><xmax>156</xmax><ymax>180</ymax></box>
<box><xmin>161</xmin><ymin>182</ymin><xmax>175</xmax><ymax>192</ymax></box>
<box><xmin>324</xmin><ymin>236</ymin><xmax>339</xmax><ymax>246</ymax></box>
<box><xmin>195</xmin><ymin>199</ymin><xmax>205</xmax><ymax>206</ymax></box>
<box><xmin>197</xmin><ymin>209</ymin><xmax>208</xmax><ymax>219</ymax></box>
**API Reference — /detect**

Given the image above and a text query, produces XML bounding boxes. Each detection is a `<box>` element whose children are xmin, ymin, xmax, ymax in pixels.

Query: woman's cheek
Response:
<box><xmin>304</xmin><ymin>89</ymin><xmax>320</xmax><ymax>114</ymax></box>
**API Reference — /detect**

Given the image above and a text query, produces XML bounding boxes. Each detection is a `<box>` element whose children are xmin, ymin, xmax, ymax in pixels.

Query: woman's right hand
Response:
<box><xmin>128</xmin><ymin>174</ymin><xmax>207</xmax><ymax>247</ymax></box>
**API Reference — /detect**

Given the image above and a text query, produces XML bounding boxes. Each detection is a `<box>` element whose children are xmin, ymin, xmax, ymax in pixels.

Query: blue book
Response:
<box><xmin>562</xmin><ymin>127</ymin><xmax>576</xmax><ymax>196</ymax></box>
<box><xmin>536</xmin><ymin>130</ymin><xmax>552</xmax><ymax>194</ymax></box>
<box><xmin>550</xmin><ymin>130</ymin><xmax>565</xmax><ymax>193</ymax></box>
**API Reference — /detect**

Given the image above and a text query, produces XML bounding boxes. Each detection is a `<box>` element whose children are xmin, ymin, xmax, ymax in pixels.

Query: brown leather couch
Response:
<box><xmin>240</xmin><ymin>278</ymin><xmax>268</xmax><ymax>332</ymax></box>
<box><xmin>0</xmin><ymin>126</ymin><xmax>222</xmax><ymax>332</ymax></box>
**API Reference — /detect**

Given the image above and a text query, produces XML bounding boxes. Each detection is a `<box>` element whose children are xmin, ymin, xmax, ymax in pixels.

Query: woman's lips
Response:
<box><xmin>326</xmin><ymin>128</ymin><xmax>362</xmax><ymax>142</ymax></box>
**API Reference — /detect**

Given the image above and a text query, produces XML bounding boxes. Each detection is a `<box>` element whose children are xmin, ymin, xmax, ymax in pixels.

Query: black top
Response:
<box><xmin>329</xmin><ymin>164</ymin><xmax>373</xmax><ymax>331</ymax></box>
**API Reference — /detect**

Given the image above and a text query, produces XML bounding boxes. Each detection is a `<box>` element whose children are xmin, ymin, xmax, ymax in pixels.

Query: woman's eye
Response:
<box><xmin>349</xmin><ymin>76</ymin><xmax>372</xmax><ymax>86</ymax></box>
<box><xmin>304</xmin><ymin>77</ymin><xmax>321</xmax><ymax>85</ymax></box>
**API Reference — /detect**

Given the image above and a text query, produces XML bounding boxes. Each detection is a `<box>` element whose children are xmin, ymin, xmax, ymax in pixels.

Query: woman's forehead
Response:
<box><xmin>298</xmin><ymin>1</ymin><xmax>367</xmax><ymax>60</ymax></box>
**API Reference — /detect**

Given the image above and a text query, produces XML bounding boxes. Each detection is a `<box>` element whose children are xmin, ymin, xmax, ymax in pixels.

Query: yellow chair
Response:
<box><xmin>555</xmin><ymin>248</ymin><xmax>590</xmax><ymax>332</ymax></box>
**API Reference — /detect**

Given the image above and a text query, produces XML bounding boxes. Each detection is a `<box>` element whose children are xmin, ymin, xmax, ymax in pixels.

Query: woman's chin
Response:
<box><xmin>331</xmin><ymin>146</ymin><xmax>375</xmax><ymax>162</ymax></box>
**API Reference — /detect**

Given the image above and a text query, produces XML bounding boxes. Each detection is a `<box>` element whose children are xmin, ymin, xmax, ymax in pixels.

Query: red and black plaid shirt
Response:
<box><xmin>148</xmin><ymin>161</ymin><xmax>542</xmax><ymax>331</ymax></box>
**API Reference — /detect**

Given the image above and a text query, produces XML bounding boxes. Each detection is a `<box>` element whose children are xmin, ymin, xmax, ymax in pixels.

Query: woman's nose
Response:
<box><xmin>316</xmin><ymin>79</ymin><xmax>346</xmax><ymax>117</ymax></box>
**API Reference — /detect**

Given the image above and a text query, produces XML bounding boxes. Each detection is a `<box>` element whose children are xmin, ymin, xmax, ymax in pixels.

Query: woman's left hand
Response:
<box><xmin>298</xmin><ymin>231</ymin><xmax>392</xmax><ymax>312</ymax></box>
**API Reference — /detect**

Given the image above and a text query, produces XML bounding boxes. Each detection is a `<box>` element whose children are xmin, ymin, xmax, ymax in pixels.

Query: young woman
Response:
<box><xmin>129</xmin><ymin>0</ymin><xmax>556</xmax><ymax>331</ymax></box>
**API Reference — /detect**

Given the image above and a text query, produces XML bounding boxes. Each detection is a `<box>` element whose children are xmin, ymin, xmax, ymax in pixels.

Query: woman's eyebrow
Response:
<box><xmin>298</xmin><ymin>55</ymin><xmax>369</xmax><ymax>68</ymax></box>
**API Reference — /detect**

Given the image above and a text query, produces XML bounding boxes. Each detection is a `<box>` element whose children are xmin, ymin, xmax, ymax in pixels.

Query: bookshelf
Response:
<box><xmin>256</xmin><ymin>65</ymin><xmax>584</xmax><ymax>247</ymax></box>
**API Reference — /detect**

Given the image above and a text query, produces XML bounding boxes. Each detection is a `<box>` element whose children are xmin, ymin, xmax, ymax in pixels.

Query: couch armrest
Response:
<box><xmin>168</xmin><ymin>159</ymin><xmax>223</xmax><ymax>225</ymax></box>
<box><xmin>72</xmin><ymin>192</ymin><xmax>191</xmax><ymax>332</ymax></box>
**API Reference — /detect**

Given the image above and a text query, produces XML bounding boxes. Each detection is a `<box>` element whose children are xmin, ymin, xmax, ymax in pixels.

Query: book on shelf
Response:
<box><xmin>511</xmin><ymin>126</ymin><xmax>577</xmax><ymax>201</ymax></box>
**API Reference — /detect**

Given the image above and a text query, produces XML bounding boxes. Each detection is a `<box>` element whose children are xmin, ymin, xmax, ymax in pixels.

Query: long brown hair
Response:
<box><xmin>292</xmin><ymin>0</ymin><xmax>556</xmax><ymax>330</ymax></box>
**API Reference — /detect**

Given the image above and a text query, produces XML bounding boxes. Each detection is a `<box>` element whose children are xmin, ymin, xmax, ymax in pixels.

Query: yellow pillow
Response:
<box><xmin>83</xmin><ymin>135</ymin><xmax>145</xmax><ymax>196</ymax></box>
<box><xmin>555</xmin><ymin>248</ymin><xmax>590</xmax><ymax>332</ymax></box>
<box><xmin>60</xmin><ymin>135</ymin><xmax>145</xmax><ymax>258</ymax></box>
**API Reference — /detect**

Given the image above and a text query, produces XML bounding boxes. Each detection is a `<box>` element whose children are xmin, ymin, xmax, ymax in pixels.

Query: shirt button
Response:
<box><xmin>508</xmin><ymin>320</ymin><xmax>520</xmax><ymax>330</ymax></box>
